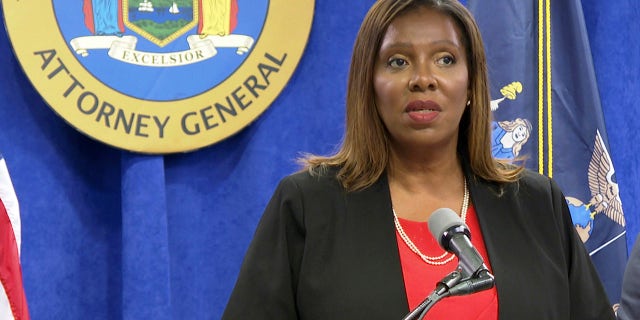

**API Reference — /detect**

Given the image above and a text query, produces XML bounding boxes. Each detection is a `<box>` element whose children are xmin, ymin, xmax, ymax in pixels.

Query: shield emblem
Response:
<box><xmin>123</xmin><ymin>0</ymin><xmax>199</xmax><ymax>47</ymax></box>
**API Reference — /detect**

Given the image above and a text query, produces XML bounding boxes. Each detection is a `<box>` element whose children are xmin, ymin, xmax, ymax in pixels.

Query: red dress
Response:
<box><xmin>395</xmin><ymin>204</ymin><xmax>499</xmax><ymax>319</ymax></box>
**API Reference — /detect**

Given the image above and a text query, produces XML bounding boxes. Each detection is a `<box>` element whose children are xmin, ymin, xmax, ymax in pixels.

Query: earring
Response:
<box><xmin>466</xmin><ymin>100</ymin><xmax>471</xmax><ymax>106</ymax></box>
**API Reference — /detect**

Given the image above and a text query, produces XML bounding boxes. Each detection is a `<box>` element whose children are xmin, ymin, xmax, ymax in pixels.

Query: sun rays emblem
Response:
<box><xmin>123</xmin><ymin>0</ymin><xmax>200</xmax><ymax>48</ymax></box>
<box><xmin>566</xmin><ymin>130</ymin><xmax>626</xmax><ymax>243</ymax></box>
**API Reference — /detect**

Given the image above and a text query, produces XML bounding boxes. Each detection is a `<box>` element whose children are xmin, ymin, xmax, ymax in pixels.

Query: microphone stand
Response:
<box><xmin>401</xmin><ymin>270</ymin><xmax>461</xmax><ymax>320</ymax></box>
<box><xmin>401</xmin><ymin>268</ymin><xmax>495</xmax><ymax>320</ymax></box>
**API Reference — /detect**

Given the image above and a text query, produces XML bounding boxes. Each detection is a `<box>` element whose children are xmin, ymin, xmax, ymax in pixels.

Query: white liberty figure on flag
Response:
<box><xmin>490</xmin><ymin>82</ymin><xmax>532</xmax><ymax>160</ymax></box>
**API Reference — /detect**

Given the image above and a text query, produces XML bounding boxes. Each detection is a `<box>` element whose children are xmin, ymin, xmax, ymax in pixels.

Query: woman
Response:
<box><xmin>222</xmin><ymin>0</ymin><xmax>615</xmax><ymax>319</ymax></box>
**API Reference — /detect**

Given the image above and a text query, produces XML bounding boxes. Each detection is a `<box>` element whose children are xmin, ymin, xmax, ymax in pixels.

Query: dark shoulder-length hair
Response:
<box><xmin>299</xmin><ymin>0</ymin><xmax>522</xmax><ymax>191</ymax></box>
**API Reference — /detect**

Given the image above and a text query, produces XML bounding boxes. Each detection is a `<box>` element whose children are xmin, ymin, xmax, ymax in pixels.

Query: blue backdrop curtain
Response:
<box><xmin>0</xmin><ymin>1</ymin><xmax>638</xmax><ymax>319</ymax></box>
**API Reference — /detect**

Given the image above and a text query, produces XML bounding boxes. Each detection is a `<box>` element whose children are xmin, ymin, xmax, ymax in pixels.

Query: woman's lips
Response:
<box><xmin>405</xmin><ymin>100</ymin><xmax>441</xmax><ymax>123</ymax></box>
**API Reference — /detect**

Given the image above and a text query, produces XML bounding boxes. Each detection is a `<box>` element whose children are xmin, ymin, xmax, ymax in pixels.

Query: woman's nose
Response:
<box><xmin>409</xmin><ymin>65</ymin><xmax>437</xmax><ymax>92</ymax></box>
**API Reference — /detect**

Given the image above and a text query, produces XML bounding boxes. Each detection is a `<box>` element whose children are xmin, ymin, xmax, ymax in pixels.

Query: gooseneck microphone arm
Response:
<box><xmin>401</xmin><ymin>270</ymin><xmax>462</xmax><ymax>320</ymax></box>
<box><xmin>447</xmin><ymin>268</ymin><xmax>495</xmax><ymax>296</ymax></box>
<box><xmin>400</xmin><ymin>208</ymin><xmax>496</xmax><ymax>320</ymax></box>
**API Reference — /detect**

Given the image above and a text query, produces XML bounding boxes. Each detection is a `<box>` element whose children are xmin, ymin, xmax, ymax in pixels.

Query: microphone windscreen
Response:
<box><xmin>428</xmin><ymin>208</ymin><xmax>468</xmax><ymax>248</ymax></box>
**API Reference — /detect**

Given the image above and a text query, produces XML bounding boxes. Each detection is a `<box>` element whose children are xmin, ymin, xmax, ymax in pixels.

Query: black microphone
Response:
<box><xmin>427</xmin><ymin>208</ymin><xmax>492</xmax><ymax>280</ymax></box>
<box><xmin>402</xmin><ymin>208</ymin><xmax>495</xmax><ymax>320</ymax></box>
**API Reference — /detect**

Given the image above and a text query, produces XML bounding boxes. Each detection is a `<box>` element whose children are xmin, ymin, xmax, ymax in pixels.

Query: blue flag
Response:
<box><xmin>467</xmin><ymin>0</ymin><xmax>628</xmax><ymax>304</ymax></box>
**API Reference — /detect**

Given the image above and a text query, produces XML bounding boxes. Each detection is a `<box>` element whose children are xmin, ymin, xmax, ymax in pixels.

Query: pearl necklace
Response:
<box><xmin>393</xmin><ymin>178</ymin><xmax>469</xmax><ymax>266</ymax></box>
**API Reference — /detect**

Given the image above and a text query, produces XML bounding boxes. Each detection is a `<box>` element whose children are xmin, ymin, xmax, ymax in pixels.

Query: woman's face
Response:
<box><xmin>374</xmin><ymin>7</ymin><xmax>469</xmax><ymax>152</ymax></box>
<box><xmin>513</xmin><ymin>124</ymin><xmax>528</xmax><ymax>142</ymax></box>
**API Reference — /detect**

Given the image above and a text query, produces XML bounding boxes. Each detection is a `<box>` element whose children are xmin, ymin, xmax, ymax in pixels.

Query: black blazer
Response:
<box><xmin>222</xmin><ymin>168</ymin><xmax>615</xmax><ymax>320</ymax></box>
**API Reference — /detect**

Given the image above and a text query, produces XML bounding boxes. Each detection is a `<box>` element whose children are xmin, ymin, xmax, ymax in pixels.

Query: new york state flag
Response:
<box><xmin>467</xmin><ymin>0</ymin><xmax>628</xmax><ymax>305</ymax></box>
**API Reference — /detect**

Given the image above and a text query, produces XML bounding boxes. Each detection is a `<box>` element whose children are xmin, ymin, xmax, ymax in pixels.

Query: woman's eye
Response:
<box><xmin>437</xmin><ymin>55</ymin><xmax>456</xmax><ymax>65</ymax></box>
<box><xmin>388</xmin><ymin>58</ymin><xmax>408</xmax><ymax>68</ymax></box>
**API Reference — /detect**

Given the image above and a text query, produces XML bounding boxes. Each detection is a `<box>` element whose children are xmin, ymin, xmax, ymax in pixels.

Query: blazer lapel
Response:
<box><xmin>344</xmin><ymin>173</ymin><xmax>410</xmax><ymax>318</ymax></box>
<box><xmin>469</xmin><ymin>176</ymin><xmax>538</xmax><ymax>319</ymax></box>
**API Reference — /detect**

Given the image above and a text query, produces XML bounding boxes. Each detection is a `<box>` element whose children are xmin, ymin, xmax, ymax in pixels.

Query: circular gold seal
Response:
<box><xmin>3</xmin><ymin>0</ymin><xmax>314</xmax><ymax>153</ymax></box>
